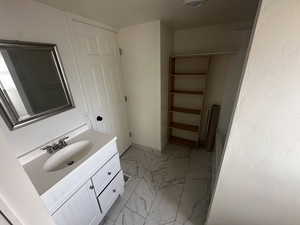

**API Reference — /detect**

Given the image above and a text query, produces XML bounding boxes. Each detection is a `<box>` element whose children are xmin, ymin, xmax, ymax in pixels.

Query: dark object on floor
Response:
<box><xmin>205</xmin><ymin>104</ymin><xmax>221</xmax><ymax>152</ymax></box>
<box><xmin>123</xmin><ymin>174</ymin><xmax>130</xmax><ymax>183</ymax></box>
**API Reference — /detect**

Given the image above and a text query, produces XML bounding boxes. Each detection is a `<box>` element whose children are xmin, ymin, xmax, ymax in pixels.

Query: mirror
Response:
<box><xmin>0</xmin><ymin>40</ymin><xmax>74</xmax><ymax>130</ymax></box>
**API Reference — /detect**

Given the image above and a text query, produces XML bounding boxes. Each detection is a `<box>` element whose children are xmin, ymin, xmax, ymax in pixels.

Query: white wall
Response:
<box><xmin>0</xmin><ymin>121</ymin><xmax>55</xmax><ymax>225</ymax></box>
<box><xmin>118</xmin><ymin>21</ymin><xmax>162</xmax><ymax>151</ymax></box>
<box><xmin>0</xmin><ymin>0</ymin><xmax>91</xmax><ymax>157</ymax></box>
<box><xmin>160</xmin><ymin>23</ymin><xmax>173</xmax><ymax>149</ymax></box>
<box><xmin>203</xmin><ymin>55</ymin><xmax>232</xmax><ymax>138</ymax></box>
<box><xmin>174</xmin><ymin>22</ymin><xmax>252</xmax><ymax>54</ymax></box>
<box><xmin>217</xmin><ymin>50</ymin><xmax>247</xmax><ymax>135</ymax></box>
<box><xmin>207</xmin><ymin>0</ymin><xmax>300</xmax><ymax>224</ymax></box>
<box><xmin>203</xmin><ymin>51</ymin><xmax>247</xmax><ymax>137</ymax></box>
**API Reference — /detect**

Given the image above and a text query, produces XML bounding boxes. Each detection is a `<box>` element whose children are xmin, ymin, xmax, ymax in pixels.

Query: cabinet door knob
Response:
<box><xmin>96</xmin><ymin>116</ymin><xmax>103</xmax><ymax>121</ymax></box>
<box><xmin>108</xmin><ymin>172</ymin><xmax>112</xmax><ymax>175</ymax></box>
<box><xmin>89</xmin><ymin>185</ymin><xmax>94</xmax><ymax>190</ymax></box>
<box><xmin>112</xmin><ymin>189</ymin><xmax>116</xmax><ymax>193</ymax></box>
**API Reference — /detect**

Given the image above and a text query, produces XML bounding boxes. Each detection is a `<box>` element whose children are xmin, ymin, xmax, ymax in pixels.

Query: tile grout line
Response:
<box><xmin>110</xmin><ymin>145</ymin><xmax>211</xmax><ymax>225</ymax></box>
<box><xmin>172</xmin><ymin>156</ymin><xmax>191</xmax><ymax>225</ymax></box>
<box><xmin>107</xmin><ymin>176</ymin><xmax>143</xmax><ymax>225</ymax></box>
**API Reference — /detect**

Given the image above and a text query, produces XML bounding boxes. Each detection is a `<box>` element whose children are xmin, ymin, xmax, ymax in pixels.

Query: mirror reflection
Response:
<box><xmin>0</xmin><ymin>41</ymin><xmax>74</xmax><ymax>130</ymax></box>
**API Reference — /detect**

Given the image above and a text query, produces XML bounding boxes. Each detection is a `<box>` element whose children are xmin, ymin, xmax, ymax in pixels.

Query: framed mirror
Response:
<box><xmin>0</xmin><ymin>40</ymin><xmax>74</xmax><ymax>130</ymax></box>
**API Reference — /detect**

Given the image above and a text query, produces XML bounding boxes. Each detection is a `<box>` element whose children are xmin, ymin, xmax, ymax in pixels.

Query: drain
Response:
<box><xmin>67</xmin><ymin>161</ymin><xmax>74</xmax><ymax>166</ymax></box>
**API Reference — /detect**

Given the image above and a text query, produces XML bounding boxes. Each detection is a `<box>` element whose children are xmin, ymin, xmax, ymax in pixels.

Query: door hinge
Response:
<box><xmin>124</xmin><ymin>96</ymin><xmax>128</xmax><ymax>102</ymax></box>
<box><xmin>129</xmin><ymin>132</ymin><xmax>132</xmax><ymax>137</ymax></box>
<box><xmin>119</xmin><ymin>48</ymin><xmax>123</xmax><ymax>55</ymax></box>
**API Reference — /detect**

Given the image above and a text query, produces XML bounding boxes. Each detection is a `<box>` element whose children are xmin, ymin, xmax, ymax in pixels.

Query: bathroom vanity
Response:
<box><xmin>0</xmin><ymin>39</ymin><xmax>125</xmax><ymax>225</ymax></box>
<box><xmin>21</xmin><ymin>129</ymin><xmax>124</xmax><ymax>225</ymax></box>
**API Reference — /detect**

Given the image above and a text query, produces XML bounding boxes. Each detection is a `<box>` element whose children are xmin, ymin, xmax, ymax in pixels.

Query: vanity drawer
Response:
<box><xmin>92</xmin><ymin>154</ymin><xmax>121</xmax><ymax>196</ymax></box>
<box><xmin>97</xmin><ymin>171</ymin><xmax>124</xmax><ymax>214</ymax></box>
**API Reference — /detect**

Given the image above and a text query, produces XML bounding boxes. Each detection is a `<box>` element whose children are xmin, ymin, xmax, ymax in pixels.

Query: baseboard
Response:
<box><xmin>132</xmin><ymin>143</ymin><xmax>161</xmax><ymax>153</ymax></box>
<box><xmin>120</xmin><ymin>145</ymin><xmax>132</xmax><ymax>157</ymax></box>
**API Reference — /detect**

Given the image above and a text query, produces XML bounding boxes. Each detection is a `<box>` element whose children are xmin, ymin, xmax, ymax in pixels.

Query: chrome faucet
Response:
<box><xmin>42</xmin><ymin>137</ymin><xmax>69</xmax><ymax>154</ymax></box>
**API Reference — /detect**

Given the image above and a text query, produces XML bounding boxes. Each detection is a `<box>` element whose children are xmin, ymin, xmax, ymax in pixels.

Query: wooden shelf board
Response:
<box><xmin>169</xmin><ymin>122</ymin><xmax>199</xmax><ymax>132</ymax></box>
<box><xmin>171</xmin><ymin>51</ymin><xmax>236</xmax><ymax>58</ymax></box>
<box><xmin>170</xmin><ymin>107</ymin><xmax>201</xmax><ymax>115</ymax></box>
<box><xmin>171</xmin><ymin>73</ymin><xmax>207</xmax><ymax>76</ymax></box>
<box><xmin>169</xmin><ymin>136</ymin><xmax>197</xmax><ymax>147</ymax></box>
<box><xmin>170</xmin><ymin>90</ymin><xmax>204</xmax><ymax>95</ymax></box>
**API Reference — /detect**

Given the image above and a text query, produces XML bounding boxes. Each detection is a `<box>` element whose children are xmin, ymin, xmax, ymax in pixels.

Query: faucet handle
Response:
<box><xmin>41</xmin><ymin>145</ymin><xmax>53</xmax><ymax>153</ymax></box>
<box><xmin>59</xmin><ymin>136</ymin><xmax>69</xmax><ymax>143</ymax></box>
<box><xmin>60</xmin><ymin>136</ymin><xmax>69</xmax><ymax>142</ymax></box>
<box><xmin>58</xmin><ymin>136</ymin><xmax>69</xmax><ymax>146</ymax></box>
<box><xmin>42</xmin><ymin>146</ymin><xmax>51</xmax><ymax>150</ymax></box>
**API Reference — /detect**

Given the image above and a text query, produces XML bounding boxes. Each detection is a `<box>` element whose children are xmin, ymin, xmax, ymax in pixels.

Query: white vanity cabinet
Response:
<box><xmin>52</xmin><ymin>180</ymin><xmax>103</xmax><ymax>225</ymax></box>
<box><xmin>97</xmin><ymin>171</ymin><xmax>124</xmax><ymax>215</ymax></box>
<box><xmin>38</xmin><ymin>136</ymin><xmax>124</xmax><ymax>225</ymax></box>
<box><xmin>92</xmin><ymin>154</ymin><xmax>122</xmax><ymax>196</ymax></box>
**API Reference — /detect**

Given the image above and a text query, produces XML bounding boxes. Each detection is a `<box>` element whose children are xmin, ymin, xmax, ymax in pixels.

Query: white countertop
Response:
<box><xmin>22</xmin><ymin>129</ymin><xmax>116</xmax><ymax>195</ymax></box>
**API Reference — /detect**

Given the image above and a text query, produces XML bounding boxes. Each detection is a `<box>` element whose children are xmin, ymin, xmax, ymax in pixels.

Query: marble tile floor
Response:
<box><xmin>101</xmin><ymin>144</ymin><xmax>212</xmax><ymax>225</ymax></box>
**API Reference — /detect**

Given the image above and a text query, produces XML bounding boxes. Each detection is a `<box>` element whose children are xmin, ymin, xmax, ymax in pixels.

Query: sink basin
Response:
<box><xmin>43</xmin><ymin>140</ymin><xmax>92</xmax><ymax>172</ymax></box>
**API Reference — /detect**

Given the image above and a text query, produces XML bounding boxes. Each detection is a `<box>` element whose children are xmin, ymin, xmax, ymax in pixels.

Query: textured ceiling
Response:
<box><xmin>36</xmin><ymin>0</ymin><xmax>259</xmax><ymax>29</ymax></box>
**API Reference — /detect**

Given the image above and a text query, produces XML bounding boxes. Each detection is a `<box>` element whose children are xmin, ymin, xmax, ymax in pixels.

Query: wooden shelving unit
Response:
<box><xmin>171</xmin><ymin>73</ymin><xmax>207</xmax><ymax>76</ymax></box>
<box><xmin>169</xmin><ymin>122</ymin><xmax>199</xmax><ymax>132</ymax></box>
<box><xmin>169</xmin><ymin>136</ymin><xmax>197</xmax><ymax>147</ymax></box>
<box><xmin>168</xmin><ymin>55</ymin><xmax>211</xmax><ymax>148</ymax></box>
<box><xmin>170</xmin><ymin>90</ymin><xmax>204</xmax><ymax>95</ymax></box>
<box><xmin>170</xmin><ymin>107</ymin><xmax>201</xmax><ymax>115</ymax></box>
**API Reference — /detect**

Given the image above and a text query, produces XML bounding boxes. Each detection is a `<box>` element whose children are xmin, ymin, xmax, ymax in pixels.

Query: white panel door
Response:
<box><xmin>52</xmin><ymin>180</ymin><xmax>102</xmax><ymax>225</ymax></box>
<box><xmin>71</xmin><ymin>21</ymin><xmax>131</xmax><ymax>154</ymax></box>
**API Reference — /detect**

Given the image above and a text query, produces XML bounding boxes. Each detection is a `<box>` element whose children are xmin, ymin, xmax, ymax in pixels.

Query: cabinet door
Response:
<box><xmin>52</xmin><ymin>180</ymin><xmax>103</xmax><ymax>225</ymax></box>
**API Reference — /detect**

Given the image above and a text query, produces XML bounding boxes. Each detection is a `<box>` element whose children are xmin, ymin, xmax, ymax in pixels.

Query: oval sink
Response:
<box><xmin>43</xmin><ymin>140</ymin><xmax>92</xmax><ymax>172</ymax></box>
